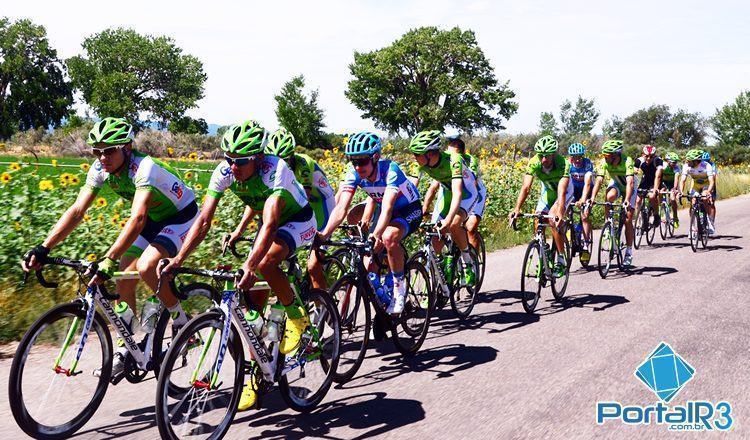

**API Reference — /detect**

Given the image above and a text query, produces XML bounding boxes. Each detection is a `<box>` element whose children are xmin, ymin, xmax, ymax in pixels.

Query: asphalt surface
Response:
<box><xmin>2</xmin><ymin>194</ymin><xmax>749</xmax><ymax>439</ymax></box>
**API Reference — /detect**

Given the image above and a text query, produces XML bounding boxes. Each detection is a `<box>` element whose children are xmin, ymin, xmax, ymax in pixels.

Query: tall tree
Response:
<box><xmin>0</xmin><ymin>18</ymin><xmax>72</xmax><ymax>139</ymax></box>
<box><xmin>560</xmin><ymin>96</ymin><xmax>599</xmax><ymax>136</ymax></box>
<box><xmin>602</xmin><ymin>116</ymin><xmax>624</xmax><ymax>138</ymax></box>
<box><xmin>712</xmin><ymin>90</ymin><xmax>750</xmax><ymax>146</ymax></box>
<box><xmin>621</xmin><ymin>105</ymin><xmax>706</xmax><ymax>148</ymax></box>
<box><xmin>274</xmin><ymin>75</ymin><xmax>326</xmax><ymax>148</ymax></box>
<box><xmin>346</xmin><ymin>26</ymin><xmax>517</xmax><ymax>135</ymax></box>
<box><xmin>67</xmin><ymin>28</ymin><xmax>206</xmax><ymax>127</ymax></box>
<box><xmin>169</xmin><ymin>116</ymin><xmax>208</xmax><ymax>135</ymax></box>
<box><xmin>539</xmin><ymin>112</ymin><xmax>558</xmax><ymax>137</ymax></box>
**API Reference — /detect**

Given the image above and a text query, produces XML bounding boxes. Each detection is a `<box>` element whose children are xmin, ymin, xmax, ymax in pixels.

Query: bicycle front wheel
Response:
<box><xmin>646</xmin><ymin>208</ymin><xmax>657</xmax><ymax>245</ymax></box>
<box><xmin>659</xmin><ymin>203</ymin><xmax>668</xmax><ymax>240</ymax></box>
<box><xmin>551</xmin><ymin>236</ymin><xmax>570</xmax><ymax>301</ymax></box>
<box><xmin>9</xmin><ymin>302</ymin><xmax>112</xmax><ymax>439</ymax></box>
<box><xmin>449</xmin><ymin>246</ymin><xmax>479</xmax><ymax>320</ymax></box>
<box><xmin>689</xmin><ymin>211</ymin><xmax>699</xmax><ymax>252</ymax></box>
<box><xmin>520</xmin><ymin>241</ymin><xmax>543</xmax><ymax>313</ymax></box>
<box><xmin>598</xmin><ymin>223</ymin><xmax>614</xmax><ymax>279</ymax></box>
<box><xmin>392</xmin><ymin>259</ymin><xmax>433</xmax><ymax>355</ymax></box>
<box><xmin>328</xmin><ymin>274</ymin><xmax>370</xmax><ymax>383</ymax></box>
<box><xmin>155</xmin><ymin>311</ymin><xmax>244</xmax><ymax>440</ymax></box>
<box><xmin>633</xmin><ymin>208</ymin><xmax>644</xmax><ymax>249</ymax></box>
<box><xmin>476</xmin><ymin>233</ymin><xmax>486</xmax><ymax>292</ymax></box>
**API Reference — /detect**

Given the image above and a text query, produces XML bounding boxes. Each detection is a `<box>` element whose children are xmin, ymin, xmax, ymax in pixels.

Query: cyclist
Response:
<box><xmin>410</xmin><ymin>130</ymin><xmax>478</xmax><ymax>285</ymax></box>
<box><xmin>509</xmin><ymin>135</ymin><xmax>572</xmax><ymax>277</ymax></box>
<box><xmin>314</xmin><ymin>131</ymin><xmax>422</xmax><ymax>315</ymax></box>
<box><xmin>262</xmin><ymin>127</ymin><xmax>336</xmax><ymax>290</ymax></box>
<box><xmin>21</xmin><ymin>117</ymin><xmax>198</xmax><ymax>378</ymax></box>
<box><xmin>444</xmin><ymin>136</ymin><xmax>486</xmax><ymax>257</ymax></box>
<box><xmin>590</xmin><ymin>139</ymin><xmax>637</xmax><ymax>267</ymax></box>
<box><xmin>567</xmin><ymin>142</ymin><xmax>595</xmax><ymax>264</ymax></box>
<box><xmin>662</xmin><ymin>152</ymin><xmax>682</xmax><ymax>228</ymax></box>
<box><xmin>678</xmin><ymin>149</ymin><xmax>717</xmax><ymax>235</ymax></box>
<box><xmin>160</xmin><ymin>120</ymin><xmax>316</xmax><ymax>411</ymax></box>
<box><xmin>703</xmin><ymin>151</ymin><xmax>718</xmax><ymax>222</ymax></box>
<box><xmin>634</xmin><ymin>145</ymin><xmax>664</xmax><ymax>227</ymax></box>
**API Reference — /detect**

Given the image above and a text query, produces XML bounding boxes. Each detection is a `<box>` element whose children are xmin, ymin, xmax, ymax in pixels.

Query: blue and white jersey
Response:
<box><xmin>340</xmin><ymin>159</ymin><xmax>420</xmax><ymax>210</ymax></box>
<box><xmin>569</xmin><ymin>158</ymin><xmax>595</xmax><ymax>189</ymax></box>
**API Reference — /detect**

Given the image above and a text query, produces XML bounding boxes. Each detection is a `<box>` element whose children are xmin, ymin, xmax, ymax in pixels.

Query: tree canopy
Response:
<box><xmin>274</xmin><ymin>75</ymin><xmax>327</xmax><ymax>148</ymax></box>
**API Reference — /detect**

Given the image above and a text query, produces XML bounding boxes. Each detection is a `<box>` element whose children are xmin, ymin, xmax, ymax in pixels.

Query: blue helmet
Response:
<box><xmin>701</xmin><ymin>151</ymin><xmax>711</xmax><ymax>161</ymax></box>
<box><xmin>345</xmin><ymin>131</ymin><xmax>381</xmax><ymax>156</ymax></box>
<box><xmin>568</xmin><ymin>143</ymin><xmax>586</xmax><ymax>156</ymax></box>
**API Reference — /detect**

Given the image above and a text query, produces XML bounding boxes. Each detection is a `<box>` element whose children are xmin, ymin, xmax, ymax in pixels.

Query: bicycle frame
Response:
<box><xmin>419</xmin><ymin>225</ymin><xmax>454</xmax><ymax>299</ymax></box>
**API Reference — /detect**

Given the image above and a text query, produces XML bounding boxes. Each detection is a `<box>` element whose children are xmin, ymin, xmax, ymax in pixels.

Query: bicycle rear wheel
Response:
<box><xmin>551</xmin><ymin>236</ymin><xmax>570</xmax><ymax>301</ymax></box>
<box><xmin>155</xmin><ymin>311</ymin><xmax>244</xmax><ymax>440</ymax></box>
<box><xmin>633</xmin><ymin>208</ymin><xmax>644</xmax><ymax>249</ymax></box>
<box><xmin>392</xmin><ymin>260</ymin><xmax>433</xmax><ymax>355</ymax></box>
<box><xmin>520</xmin><ymin>241</ymin><xmax>543</xmax><ymax>313</ymax></box>
<box><xmin>598</xmin><ymin>223</ymin><xmax>614</xmax><ymax>279</ymax></box>
<box><xmin>475</xmin><ymin>233</ymin><xmax>486</xmax><ymax>292</ymax></box>
<box><xmin>9</xmin><ymin>302</ymin><xmax>112</xmax><ymax>440</ymax></box>
<box><xmin>328</xmin><ymin>274</ymin><xmax>370</xmax><ymax>383</ymax></box>
<box><xmin>646</xmin><ymin>207</ymin><xmax>657</xmax><ymax>245</ymax></box>
<box><xmin>449</xmin><ymin>246</ymin><xmax>479</xmax><ymax>320</ymax></box>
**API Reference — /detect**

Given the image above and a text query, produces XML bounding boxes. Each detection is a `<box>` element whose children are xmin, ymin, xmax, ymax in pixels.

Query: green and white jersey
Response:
<box><xmin>288</xmin><ymin>153</ymin><xmax>335</xmax><ymax>205</ymax></box>
<box><xmin>525</xmin><ymin>154</ymin><xmax>571</xmax><ymax>206</ymax></box>
<box><xmin>85</xmin><ymin>150</ymin><xmax>195</xmax><ymax>222</ymax></box>
<box><xmin>596</xmin><ymin>156</ymin><xmax>636</xmax><ymax>190</ymax></box>
<box><xmin>419</xmin><ymin>151</ymin><xmax>478</xmax><ymax>201</ymax></box>
<box><xmin>207</xmin><ymin>155</ymin><xmax>309</xmax><ymax>224</ymax></box>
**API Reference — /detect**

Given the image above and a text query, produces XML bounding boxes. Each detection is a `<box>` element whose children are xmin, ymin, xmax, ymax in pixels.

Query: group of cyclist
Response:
<box><xmin>510</xmin><ymin>136</ymin><xmax>718</xmax><ymax>270</ymax></box>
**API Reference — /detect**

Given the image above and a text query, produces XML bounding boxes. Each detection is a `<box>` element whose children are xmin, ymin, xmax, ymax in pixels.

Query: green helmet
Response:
<box><xmin>685</xmin><ymin>149</ymin><xmax>704</xmax><ymax>161</ymax></box>
<box><xmin>408</xmin><ymin>130</ymin><xmax>442</xmax><ymax>154</ymax></box>
<box><xmin>665</xmin><ymin>152</ymin><xmax>680</xmax><ymax>162</ymax></box>
<box><xmin>220</xmin><ymin>120</ymin><xmax>267</xmax><ymax>156</ymax></box>
<box><xmin>87</xmin><ymin>117</ymin><xmax>134</xmax><ymax>146</ymax></box>
<box><xmin>534</xmin><ymin>135</ymin><xmax>558</xmax><ymax>155</ymax></box>
<box><xmin>601</xmin><ymin>139</ymin><xmax>624</xmax><ymax>154</ymax></box>
<box><xmin>265</xmin><ymin>128</ymin><xmax>296</xmax><ymax>159</ymax></box>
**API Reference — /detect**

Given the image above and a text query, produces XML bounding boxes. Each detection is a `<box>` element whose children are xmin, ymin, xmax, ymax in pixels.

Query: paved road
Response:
<box><xmin>3</xmin><ymin>195</ymin><xmax>749</xmax><ymax>439</ymax></box>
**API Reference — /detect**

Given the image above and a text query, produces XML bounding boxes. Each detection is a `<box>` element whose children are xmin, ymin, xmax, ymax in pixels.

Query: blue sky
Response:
<box><xmin>6</xmin><ymin>0</ymin><xmax>750</xmax><ymax>135</ymax></box>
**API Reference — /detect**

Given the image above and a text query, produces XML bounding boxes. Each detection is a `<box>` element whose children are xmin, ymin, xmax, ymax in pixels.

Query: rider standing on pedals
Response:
<box><xmin>567</xmin><ymin>142</ymin><xmax>595</xmax><ymax>264</ymax></box>
<box><xmin>634</xmin><ymin>145</ymin><xmax>665</xmax><ymax>228</ymax></box>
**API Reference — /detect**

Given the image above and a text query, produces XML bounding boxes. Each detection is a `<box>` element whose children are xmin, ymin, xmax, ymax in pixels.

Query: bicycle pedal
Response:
<box><xmin>109</xmin><ymin>371</ymin><xmax>126</xmax><ymax>386</ymax></box>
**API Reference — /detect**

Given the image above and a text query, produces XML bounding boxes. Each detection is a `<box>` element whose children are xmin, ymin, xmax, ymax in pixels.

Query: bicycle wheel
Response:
<box><xmin>9</xmin><ymin>302</ymin><xmax>112</xmax><ymax>439</ymax></box>
<box><xmin>520</xmin><ymin>241</ymin><xmax>543</xmax><ymax>313</ymax></box>
<box><xmin>646</xmin><ymin>207</ymin><xmax>657</xmax><ymax>245</ymax></box>
<box><xmin>633</xmin><ymin>207</ymin><xmax>644</xmax><ymax>249</ymax></box>
<box><xmin>551</xmin><ymin>236</ymin><xmax>570</xmax><ymax>301</ymax></box>
<box><xmin>659</xmin><ymin>203</ymin><xmax>668</xmax><ymax>240</ymax></box>
<box><xmin>392</xmin><ymin>259</ymin><xmax>433</xmax><ymax>355</ymax></box>
<box><xmin>155</xmin><ymin>311</ymin><xmax>244</xmax><ymax>440</ymax></box>
<box><xmin>699</xmin><ymin>211</ymin><xmax>709</xmax><ymax>248</ymax></box>
<box><xmin>475</xmin><ymin>233</ymin><xmax>486</xmax><ymax>292</ymax></box>
<box><xmin>278</xmin><ymin>288</ymin><xmax>340</xmax><ymax>412</ymax></box>
<box><xmin>449</xmin><ymin>246</ymin><xmax>479</xmax><ymax>320</ymax></box>
<box><xmin>328</xmin><ymin>274</ymin><xmax>370</xmax><ymax>383</ymax></box>
<box><xmin>598</xmin><ymin>223</ymin><xmax>614</xmax><ymax>279</ymax></box>
<box><xmin>689</xmin><ymin>211</ymin><xmax>699</xmax><ymax>252</ymax></box>
<box><xmin>322</xmin><ymin>254</ymin><xmax>348</xmax><ymax>287</ymax></box>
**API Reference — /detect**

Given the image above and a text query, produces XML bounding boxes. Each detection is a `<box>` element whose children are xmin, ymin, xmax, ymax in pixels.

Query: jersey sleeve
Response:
<box><xmin>340</xmin><ymin>166</ymin><xmax>360</xmax><ymax>193</ymax></box>
<box><xmin>133</xmin><ymin>157</ymin><xmax>158</xmax><ymax>191</ymax></box>
<box><xmin>625</xmin><ymin>157</ymin><xmax>635</xmax><ymax>176</ymax></box>
<box><xmin>655</xmin><ymin>157</ymin><xmax>664</xmax><ymax>170</ymax></box>
<box><xmin>526</xmin><ymin>156</ymin><xmax>540</xmax><ymax>176</ymax></box>
<box><xmin>84</xmin><ymin>160</ymin><xmax>107</xmax><ymax>194</ymax></box>
<box><xmin>207</xmin><ymin>163</ymin><xmax>232</xmax><ymax>199</ymax></box>
<box><xmin>449</xmin><ymin>153</ymin><xmax>463</xmax><ymax>179</ymax></box>
<box><xmin>385</xmin><ymin>161</ymin><xmax>406</xmax><ymax>192</ymax></box>
<box><xmin>705</xmin><ymin>162</ymin><xmax>716</xmax><ymax>176</ymax></box>
<box><xmin>293</xmin><ymin>154</ymin><xmax>314</xmax><ymax>188</ymax></box>
<box><xmin>585</xmin><ymin>159</ymin><xmax>595</xmax><ymax>177</ymax></box>
<box><xmin>562</xmin><ymin>160</ymin><xmax>571</xmax><ymax>178</ymax></box>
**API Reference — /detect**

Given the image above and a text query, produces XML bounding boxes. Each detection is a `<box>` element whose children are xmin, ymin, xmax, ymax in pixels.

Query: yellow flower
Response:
<box><xmin>194</xmin><ymin>183</ymin><xmax>203</xmax><ymax>190</ymax></box>
<box><xmin>83</xmin><ymin>214</ymin><xmax>92</xmax><ymax>222</ymax></box>
<box><xmin>95</xmin><ymin>197</ymin><xmax>107</xmax><ymax>208</ymax></box>
<box><xmin>80</xmin><ymin>163</ymin><xmax>90</xmax><ymax>171</ymax></box>
<box><xmin>167</xmin><ymin>147</ymin><xmax>175</xmax><ymax>156</ymax></box>
<box><xmin>492</xmin><ymin>148</ymin><xmax>499</xmax><ymax>155</ymax></box>
<box><xmin>1</xmin><ymin>172</ymin><xmax>12</xmax><ymax>184</ymax></box>
<box><xmin>188</xmin><ymin>152</ymin><xmax>198</xmax><ymax>161</ymax></box>
<box><xmin>96</xmin><ymin>214</ymin><xmax>104</xmax><ymax>222</ymax></box>
<box><xmin>59</xmin><ymin>173</ymin><xmax>74</xmax><ymax>185</ymax></box>
<box><xmin>211</xmin><ymin>218</ymin><xmax>220</xmax><ymax>227</ymax></box>
<box><xmin>14</xmin><ymin>221</ymin><xmax>22</xmax><ymax>231</ymax></box>
<box><xmin>184</xmin><ymin>171</ymin><xmax>194</xmax><ymax>180</ymax></box>
<box><xmin>112</xmin><ymin>213</ymin><xmax>121</xmax><ymax>221</ymax></box>
<box><xmin>70</xmin><ymin>176</ymin><xmax>81</xmax><ymax>185</ymax></box>
<box><xmin>324</xmin><ymin>150</ymin><xmax>330</xmax><ymax>158</ymax></box>
<box><xmin>86</xmin><ymin>253</ymin><xmax>97</xmax><ymax>262</ymax></box>
<box><xmin>51</xmin><ymin>159</ymin><xmax>58</xmax><ymax>167</ymax></box>
<box><xmin>119</xmin><ymin>218</ymin><xmax>128</xmax><ymax>228</ymax></box>
<box><xmin>9</xmin><ymin>162</ymin><xmax>21</xmax><ymax>171</ymax></box>
<box><xmin>39</xmin><ymin>180</ymin><xmax>54</xmax><ymax>191</ymax></box>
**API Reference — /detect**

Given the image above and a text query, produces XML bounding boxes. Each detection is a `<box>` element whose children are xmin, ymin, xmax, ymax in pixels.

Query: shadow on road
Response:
<box><xmin>336</xmin><ymin>343</ymin><xmax>498</xmax><ymax>390</ymax></box>
<box><xmin>237</xmin><ymin>392</ymin><xmax>425</xmax><ymax>440</ymax></box>
<box><xmin>74</xmin><ymin>404</ymin><xmax>157</xmax><ymax>439</ymax></box>
<box><xmin>627</xmin><ymin>265</ymin><xmax>678</xmax><ymax>277</ymax></box>
<box><xmin>535</xmin><ymin>293</ymin><xmax>630</xmax><ymax>313</ymax></box>
<box><xmin>705</xmin><ymin>244</ymin><xmax>743</xmax><ymax>252</ymax></box>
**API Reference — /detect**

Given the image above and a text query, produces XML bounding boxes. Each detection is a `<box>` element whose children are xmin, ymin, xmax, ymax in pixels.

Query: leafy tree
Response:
<box><xmin>0</xmin><ymin>18</ymin><xmax>72</xmax><ymax>139</ymax></box>
<box><xmin>670</xmin><ymin>109</ymin><xmax>706</xmax><ymax>148</ymax></box>
<box><xmin>169</xmin><ymin>115</ymin><xmax>208</xmax><ymax>135</ymax></box>
<box><xmin>712</xmin><ymin>90</ymin><xmax>750</xmax><ymax>147</ymax></box>
<box><xmin>274</xmin><ymin>75</ymin><xmax>326</xmax><ymax>148</ymax></box>
<box><xmin>560</xmin><ymin>96</ymin><xmax>599</xmax><ymax>136</ymax></box>
<box><xmin>346</xmin><ymin>26</ymin><xmax>517</xmax><ymax>135</ymax></box>
<box><xmin>620</xmin><ymin>105</ymin><xmax>706</xmax><ymax>148</ymax></box>
<box><xmin>539</xmin><ymin>112</ymin><xmax>558</xmax><ymax>137</ymax></box>
<box><xmin>67</xmin><ymin>28</ymin><xmax>206</xmax><ymax>128</ymax></box>
<box><xmin>602</xmin><ymin>116</ymin><xmax>624</xmax><ymax>138</ymax></box>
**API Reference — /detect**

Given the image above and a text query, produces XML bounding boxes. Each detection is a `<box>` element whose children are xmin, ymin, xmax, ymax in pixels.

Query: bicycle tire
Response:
<box><xmin>646</xmin><ymin>207</ymin><xmax>657</xmax><ymax>245</ymax></box>
<box><xmin>659</xmin><ymin>203</ymin><xmax>668</xmax><ymax>240</ymax></box>
<box><xmin>328</xmin><ymin>274</ymin><xmax>370</xmax><ymax>383</ymax></box>
<box><xmin>551</xmin><ymin>235</ymin><xmax>570</xmax><ymax>301</ymax></box>
<box><xmin>598</xmin><ymin>223</ymin><xmax>614</xmax><ymax>279</ymax></box>
<box><xmin>689</xmin><ymin>210</ymin><xmax>699</xmax><ymax>252</ymax></box>
<box><xmin>391</xmin><ymin>259</ymin><xmax>433</xmax><ymax>355</ymax></box>
<box><xmin>699</xmin><ymin>211</ymin><xmax>709</xmax><ymax>248</ymax></box>
<box><xmin>449</xmin><ymin>246</ymin><xmax>478</xmax><ymax>320</ymax></box>
<box><xmin>520</xmin><ymin>241</ymin><xmax>543</xmax><ymax>313</ymax></box>
<box><xmin>633</xmin><ymin>206</ymin><xmax>644</xmax><ymax>249</ymax></box>
<box><xmin>476</xmin><ymin>233</ymin><xmax>486</xmax><ymax>292</ymax></box>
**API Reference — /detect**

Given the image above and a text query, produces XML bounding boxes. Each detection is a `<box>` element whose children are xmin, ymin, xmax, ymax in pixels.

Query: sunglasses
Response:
<box><xmin>91</xmin><ymin>146</ymin><xmax>122</xmax><ymax>157</ymax></box>
<box><xmin>224</xmin><ymin>155</ymin><xmax>255</xmax><ymax>166</ymax></box>
<box><xmin>350</xmin><ymin>157</ymin><xmax>371</xmax><ymax>167</ymax></box>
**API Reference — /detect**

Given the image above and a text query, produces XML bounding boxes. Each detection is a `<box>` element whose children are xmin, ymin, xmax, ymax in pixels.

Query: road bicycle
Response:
<box><xmin>565</xmin><ymin>201</ymin><xmax>593</xmax><ymax>269</ymax></box>
<box><xmin>633</xmin><ymin>189</ymin><xmax>657</xmax><ymax>248</ymax></box>
<box><xmin>154</xmin><ymin>249</ymin><xmax>341</xmax><ymax>439</ymax></box>
<box><xmin>514</xmin><ymin>213</ymin><xmax>570</xmax><ymax>314</ymax></box>
<box><xmin>682</xmin><ymin>193</ymin><xmax>711</xmax><ymax>252</ymax></box>
<box><xmin>595</xmin><ymin>201</ymin><xmax>628</xmax><ymax>278</ymax></box>
<box><xmin>9</xmin><ymin>255</ymin><xmax>213</xmax><ymax>439</ymax></box>
<box><xmin>658</xmin><ymin>189</ymin><xmax>676</xmax><ymax>240</ymax></box>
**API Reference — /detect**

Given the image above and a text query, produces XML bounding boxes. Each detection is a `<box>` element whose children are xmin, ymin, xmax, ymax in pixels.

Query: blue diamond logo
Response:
<box><xmin>635</xmin><ymin>342</ymin><xmax>695</xmax><ymax>403</ymax></box>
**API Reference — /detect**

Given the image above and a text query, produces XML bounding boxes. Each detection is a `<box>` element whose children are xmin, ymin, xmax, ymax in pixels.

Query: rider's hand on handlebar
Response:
<box><xmin>237</xmin><ymin>262</ymin><xmax>258</xmax><ymax>291</ymax></box>
<box><xmin>22</xmin><ymin>245</ymin><xmax>49</xmax><ymax>272</ymax></box>
<box><xmin>437</xmin><ymin>219</ymin><xmax>451</xmax><ymax>235</ymax></box>
<box><xmin>158</xmin><ymin>258</ymin><xmax>181</xmax><ymax>282</ymax></box>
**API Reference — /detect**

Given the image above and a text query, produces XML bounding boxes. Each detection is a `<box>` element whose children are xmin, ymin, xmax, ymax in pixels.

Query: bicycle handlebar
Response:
<box><xmin>221</xmin><ymin>234</ymin><xmax>254</xmax><ymax>259</ymax></box>
<box><xmin>23</xmin><ymin>255</ymin><xmax>121</xmax><ymax>300</ymax></box>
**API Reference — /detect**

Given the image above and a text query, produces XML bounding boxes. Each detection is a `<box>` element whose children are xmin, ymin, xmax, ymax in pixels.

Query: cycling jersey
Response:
<box><xmin>340</xmin><ymin>159</ymin><xmax>420</xmax><ymax>210</ymax></box>
<box><xmin>662</xmin><ymin>163</ymin><xmax>681</xmax><ymax>185</ymax></box>
<box><xmin>681</xmin><ymin>161</ymin><xmax>715</xmax><ymax>191</ymax></box>
<box><xmin>287</xmin><ymin>153</ymin><xmax>335</xmax><ymax>230</ymax></box>
<box><xmin>85</xmin><ymin>150</ymin><xmax>196</xmax><ymax>223</ymax></box>
<box><xmin>526</xmin><ymin>154</ymin><xmax>571</xmax><ymax>208</ymax></box>
<box><xmin>419</xmin><ymin>151</ymin><xmax>478</xmax><ymax>198</ymax></box>
<box><xmin>569</xmin><ymin>158</ymin><xmax>595</xmax><ymax>190</ymax></box>
<box><xmin>635</xmin><ymin>156</ymin><xmax>664</xmax><ymax>189</ymax></box>
<box><xmin>207</xmin><ymin>155</ymin><xmax>309</xmax><ymax>225</ymax></box>
<box><xmin>596</xmin><ymin>155</ymin><xmax>636</xmax><ymax>191</ymax></box>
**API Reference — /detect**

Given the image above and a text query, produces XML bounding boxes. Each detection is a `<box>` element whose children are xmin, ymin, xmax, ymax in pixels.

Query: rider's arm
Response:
<box><xmin>321</xmin><ymin>189</ymin><xmax>354</xmax><ymax>238</ymax></box>
<box><xmin>41</xmin><ymin>187</ymin><xmax>97</xmax><ymax>249</ymax></box>
<box><xmin>707</xmin><ymin>174</ymin><xmax>716</xmax><ymax>194</ymax></box>
<box><xmin>244</xmin><ymin>196</ymin><xmax>285</xmax><ymax>271</ymax></box>
<box><xmin>444</xmin><ymin>177</ymin><xmax>463</xmax><ymax>225</ymax></box>
<box><xmin>556</xmin><ymin>177</ymin><xmax>570</xmax><ymax>219</ymax></box>
<box><xmin>361</xmin><ymin>196</ymin><xmax>376</xmax><ymax>230</ymax></box>
<box><xmin>172</xmin><ymin>195</ymin><xmax>220</xmax><ymax>265</ymax></box>
<box><xmin>581</xmin><ymin>172</ymin><xmax>593</xmax><ymax>202</ymax></box>
<box><xmin>104</xmin><ymin>189</ymin><xmax>152</xmax><ymax>260</ymax></box>
<box><xmin>422</xmin><ymin>180</ymin><xmax>440</xmax><ymax>214</ymax></box>
<box><xmin>232</xmin><ymin>205</ymin><xmax>256</xmax><ymax>236</ymax></box>
<box><xmin>590</xmin><ymin>175</ymin><xmax>604</xmax><ymax>200</ymax></box>
<box><xmin>625</xmin><ymin>175</ymin><xmax>635</xmax><ymax>205</ymax></box>
<box><xmin>512</xmin><ymin>174</ymin><xmax>534</xmax><ymax>214</ymax></box>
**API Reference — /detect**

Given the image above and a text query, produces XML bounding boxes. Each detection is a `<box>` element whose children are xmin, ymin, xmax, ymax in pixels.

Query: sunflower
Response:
<box><xmin>188</xmin><ymin>152</ymin><xmax>198</xmax><ymax>161</ymax></box>
<box><xmin>112</xmin><ymin>213</ymin><xmax>121</xmax><ymax>221</ymax></box>
<box><xmin>51</xmin><ymin>159</ymin><xmax>58</xmax><ymax>168</ymax></box>
<box><xmin>184</xmin><ymin>171</ymin><xmax>194</xmax><ymax>180</ymax></box>
<box><xmin>83</xmin><ymin>214</ymin><xmax>92</xmax><ymax>222</ymax></box>
<box><xmin>1</xmin><ymin>172</ymin><xmax>12</xmax><ymax>184</ymax></box>
<box><xmin>14</xmin><ymin>221</ymin><xmax>22</xmax><ymax>231</ymax></box>
<box><xmin>9</xmin><ymin>162</ymin><xmax>21</xmax><ymax>171</ymax></box>
<box><xmin>96</xmin><ymin>214</ymin><xmax>104</xmax><ymax>222</ymax></box>
<box><xmin>70</xmin><ymin>176</ymin><xmax>81</xmax><ymax>185</ymax></box>
<box><xmin>211</xmin><ymin>218</ymin><xmax>220</xmax><ymax>227</ymax></box>
<box><xmin>86</xmin><ymin>253</ymin><xmax>97</xmax><ymax>262</ymax></box>
<box><xmin>95</xmin><ymin>197</ymin><xmax>107</xmax><ymax>208</ymax></box>
<box><xmin>119</xmin><ymin>218</ymin><xmax>129</xmax><ymax>228</ymax></box>
<box><xmin>194</xmin><ymin>183</ymin><xmax>203</xmax><ymax>190</ymax></box>
<box><xmin>80</xmin><ymin>163</ymin><xmax>90</xmax><ymax>172</ymax></box>
<box><xmin>167</xmin><ymin>147</ymin><xmax>175</xmax><ymax>156</ymax></box>
<box><xmin>38</xmin><ymin>180</ymin><xmax>54</xmax><ymax>191</ymax></box>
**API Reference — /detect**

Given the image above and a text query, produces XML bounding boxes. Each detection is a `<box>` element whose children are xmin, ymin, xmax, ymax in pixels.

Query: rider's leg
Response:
<box><xmin>581</xmin><ymin>205</ymin><xmax>593</xmax><ymax>243</ymax></box>
<box><xmin>307</xmin><ymin>250</ymin><xmax>327</xmax><ymax>290</ymax></box>
<box><xmin>137</xmin><ymin>244</ymin><xmax>189</xmax><ymax>328</ymax></box>
<box><xmin>650</xmin><ymin>192</ymin><xmax>660</xmax><ymax>223</ymax></box>
<box><xmin>465</xmin><ymin>215</ymin><xmax>481</xmax><ymax>251</ymax></box>
<box><xmin>116</xmin><ymin>255</ymin><xmax>138</xmax><ymax>311</ymax></box>
<box><xmin>383</xmin><ymin>223</ymin><xmax>408</xmax><ymax>313</ymax></box>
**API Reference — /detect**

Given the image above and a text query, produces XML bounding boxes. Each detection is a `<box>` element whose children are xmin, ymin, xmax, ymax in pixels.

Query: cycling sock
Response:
<box><xmin>626</xmin><ymin>246</ymin><xmax>633</xmax><ymax>255</ymax></box>
<box><xmin>168</xmin><ymin>303</ymin><xmax>188</xmax><ymax>327</ymax></box>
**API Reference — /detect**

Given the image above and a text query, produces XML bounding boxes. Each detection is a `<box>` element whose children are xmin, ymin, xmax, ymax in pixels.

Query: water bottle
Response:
<box><xmin>140</xmin><ymin>296</ymin><xmax>161</xmax><ymax>335</ymax></box>
<box><xmin>368</xmin><ymin>272</ymin><xmax>390</xmax><ymax>307</ymax></box>
<box><xmin>243</xmin><ymin>309</ymin><xmax>266</xmax><ymax>338</ymax></box>
<box><xmin>443</xmin><ymin>255</ymin><xmax>454</xmax><ymax>284</ymax></box>
<box><xmin>265</xmin><ymin>303</ymin><xmax>285</xmax><ymax>342</ymax></box>
<box><xmin>114</xmin><ymin>301</ymin><xmax>140</xmax><ymax>335</ymax></box>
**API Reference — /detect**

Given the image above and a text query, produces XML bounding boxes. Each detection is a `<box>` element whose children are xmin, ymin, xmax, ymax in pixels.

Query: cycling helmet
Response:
<box><xmin>408</xmin><ymin>130</ymin><xmax>442</xmax><ymax>154</ymax></box>
<box><xmin>568</xmin><ymin>143</ymin><xmax>586</xmax><ymax>156</ymax></box>
<box><xmin>534</xmin><ymin>135</ymin><xmax>558</xmax><ymax>155</ymax></box>
<box><xmin>665</xmin><ymin>152</ymin><xmax>679</xmax><ymax>162</ymax></box>
<box><xmin>265</xmin><ymin>128</ymin><xmax>296</xmax><ymax>159</ymax></box>
<box><xmin>220</xmin><ymin>120</ymin><xmax>268</xmax><ymax>156</ymax></box>
<box><xmin>87</xmin><ymin>117</ymin><xmax>134</xmax><ymax>146</ymax></box>
<box><xmin>642</xmin><ymin>144</ymin><xmax>656</xmax><ymax>155</ymax></box>
<box><xmin>701</xmin><ymin>151</ymin><xmax>711</xmax><ymax>161</ymax></box>
<box><xmin>601</xmin><ymin>139</ymin><xmax>624</xmax><ymax>154</ymax></box>
<box><xmin>685</xmin><ymin>149</ymin><xmax>704</xmax><ymax>161</ymax></box>
<box><xmin>345</xmin><ymin>131</ymin><xmax>382</xmax><ymax>156</ymax></box>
